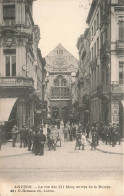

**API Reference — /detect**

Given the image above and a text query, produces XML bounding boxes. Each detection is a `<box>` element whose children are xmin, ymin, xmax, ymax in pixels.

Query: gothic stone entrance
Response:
<box><xmin>51</xmin><ymin>100</ymin><xmax>71</xmax><ymax>120</ymax></box>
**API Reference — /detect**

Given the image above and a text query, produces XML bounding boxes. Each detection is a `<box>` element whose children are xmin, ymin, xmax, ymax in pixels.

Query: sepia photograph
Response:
<box><xmin>0</xmin><ymin>0</ymin><xmax>124</xmax><ymax>195</ymax></box>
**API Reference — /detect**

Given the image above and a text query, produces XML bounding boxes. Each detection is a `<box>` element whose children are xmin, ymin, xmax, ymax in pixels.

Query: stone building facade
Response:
<box><xmin>0</xmin><ymin>0</ymin><xmax>46</xmax><ymax>139</ymax></box>
<box><xmin>45</xmin><ymin>44</ymin><xmax>78</xmax><ymax>121</ymax></box>
<box><xmin>83</xmin><ymin>0</ymin><xmax>124</xmax><ymax>135</ymax></box>
<box><xmin>77</xmin><ymin>28</ymin><xmax>90</xmax><ymax>124</ymax></box>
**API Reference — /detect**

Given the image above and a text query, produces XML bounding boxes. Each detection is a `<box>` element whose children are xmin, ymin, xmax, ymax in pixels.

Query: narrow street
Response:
<box><xmin>0</xmin><ymin>128</ymin><xmax>123</xmax><ymax>182</ymax></box>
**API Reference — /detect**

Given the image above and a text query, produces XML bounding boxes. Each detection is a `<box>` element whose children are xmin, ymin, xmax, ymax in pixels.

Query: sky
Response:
<box><xmin>33</xmin><ymin>0</ymin><xmax>92</xmax><ymax>59</ymax></box>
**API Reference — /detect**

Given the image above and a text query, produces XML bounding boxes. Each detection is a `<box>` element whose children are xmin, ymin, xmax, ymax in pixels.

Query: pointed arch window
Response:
<box><xmin>61</xmin><ymin>79</ymin><xmax>66</xmax><ymax>86</ymax></box>
<box><xmin>54</xmin><ymin>79</ymin><xmax>59</xmax><ymax>86</ymax></box>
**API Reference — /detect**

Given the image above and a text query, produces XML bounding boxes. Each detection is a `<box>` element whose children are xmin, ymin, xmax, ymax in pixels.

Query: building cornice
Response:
<box><xmin>49</xmin><ymin>72</ymin><xmax>71</xmax><ymax>75</ymax></box>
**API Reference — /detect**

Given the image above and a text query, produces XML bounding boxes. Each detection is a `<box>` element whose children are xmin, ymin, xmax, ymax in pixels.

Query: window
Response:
<box><xmin>91</xmin><ymin>26</ymin><xmax>93</xmax><ymax>38</ymax></box>
<box><xmin>101</xmin><ymin>4</ymin><xmax>103</xmax><ymax>19</ymax></box>
<box><xmin>92</xmin><ymin>47</ymin><xmax>93</xmax><ymax>60</ymax></box>
<box><xmin>3</xmin><ymin>5</ymin><xmax>15</xmax><ymax>25</ymax></box>
<box><xmin>61</xmin><ymin>79</ymin><xmax>66</xmax><ymax>86</ymax></box>
<box><xmin>119</xmin><ymin>0</ymin><xmax>124</xmax><ymax>5</ymax></box>
<box><xmin>100</xmin><ymin>33</ymin><xmax>104</xmax><ymax>48</ymax></box>
<box><xmin>97</xmin><ymin>12</ymin><xmax>99</xmax><ymax>29</ymax></box>
<box><xmin>97</xmin><ymin>37</ymin><xmax>99</xmax><ymax>54</ymax></box>
<box><xmin>94</xmin><ymin>20</ymin><xmax>96</xmax><ymax>35</ymax></box>
<box><xmin>5</xmin><ymin>55</ymin><xmax>16</xmax><ymax>76</ymax></box>
<box><xmin>94</xmin><ymin>43</ymin><xmax>96</xmax><ymax>57</ymax></box>
<box><xmin>119</xmin><ymin>21</ymin><xmax>124</xmax><ymax>41</ymax></box>
<box><xmin>119</xmin><ymin>62</ymin><xmax>124</xmax><ymax>84</ymax></box>
<box><xmin>52</xmin><ymin>76</ymin><xmax>69</xmax><ymax>99</ymax></box>
<box><xmin>54</xmin><ymin>79</ymin><xmax>59</xmax><ymax>86</ymax></box>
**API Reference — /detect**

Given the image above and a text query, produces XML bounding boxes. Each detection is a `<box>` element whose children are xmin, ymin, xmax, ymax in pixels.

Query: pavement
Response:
<box><xmin>87</xmin><ymin>137</ymin><xmax>124</xmax><ymax>155</ymax></box>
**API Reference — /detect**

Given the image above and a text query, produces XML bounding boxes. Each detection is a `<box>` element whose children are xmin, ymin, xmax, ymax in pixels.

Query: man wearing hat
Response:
<box><xmin>20</xmin><ymin>125</ymin><xmax>27</xmax><ymax>148</ymax></box>
<box><xmin>11</xmin><ymin>125</ymin><xmax>18</xmax><ymax>147</ymax></box>
<box><xmin>39</xmin><ymin>129</ymin><xmax>46</xmax><ymax>156</ymax></box>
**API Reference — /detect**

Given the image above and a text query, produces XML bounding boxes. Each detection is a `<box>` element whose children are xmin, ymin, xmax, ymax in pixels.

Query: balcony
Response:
<box><xmin>116</xmin><ymin>41</ymin><xmax>124</xmax><ymax>54</ymax></box>
<box><xmin>0</xmin><ymin>77</ymin><xmax>34</xmax><ymax>88</ymax></box>
<box><xmin>111</xmin><ymin>81</ymin><xmax>124</xmax><ymax>94</ymax></box>
<box><xmin>90</xmin><ymin>58</ymin><xmax>97</xmax><ymax>70</ymax></box>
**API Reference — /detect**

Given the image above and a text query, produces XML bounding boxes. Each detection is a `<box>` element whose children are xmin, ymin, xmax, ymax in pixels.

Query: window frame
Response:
<box><xmin>3</xmin><ymin>4</ymin><xmax>15</xmax><ymax>26</ymax></box>
<box><xmin>5</xmin><ymin>54</ymin><xmax>16</xmax><ymax>77</ymax></box>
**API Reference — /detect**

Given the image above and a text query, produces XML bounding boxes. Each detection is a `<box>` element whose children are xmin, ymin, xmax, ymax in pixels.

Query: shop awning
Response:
<box><xmin>121</xmin><ymin>100</ymin><xmax>124</xmax><ymax>107</ymax></box>
<box><xmin>0</xmin><ymin>98</ymin><xmax>18</xmax><ymax>122</ymax></box>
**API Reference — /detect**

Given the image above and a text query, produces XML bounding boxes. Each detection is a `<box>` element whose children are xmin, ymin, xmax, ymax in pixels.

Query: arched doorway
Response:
<box><xmin>61</xmin><ymin>106</ymin><xmax>69</xmax><ymax>121</ymax></box>
<box><xmin>52</xmin><ymin>106</ymin><xmax>59</xmax><ymax>119</ymax></box>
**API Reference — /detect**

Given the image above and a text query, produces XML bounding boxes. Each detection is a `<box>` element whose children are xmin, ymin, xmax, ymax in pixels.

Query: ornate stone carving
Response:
<box><xmin>2</xmin><ymin>32</ymin><xmax>16</xmax><ymax>47</ymax></box>
<box><xmin>32</xmin><ymin>25</ymin><xmax>40</xmax><ymax>45</ymax></box>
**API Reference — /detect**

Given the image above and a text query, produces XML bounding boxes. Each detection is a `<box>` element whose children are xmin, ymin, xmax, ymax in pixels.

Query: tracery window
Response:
<box><xmin>51</xmin><ymin>76</ymin><xmax>69</xmax><ymax>99</ymax></box>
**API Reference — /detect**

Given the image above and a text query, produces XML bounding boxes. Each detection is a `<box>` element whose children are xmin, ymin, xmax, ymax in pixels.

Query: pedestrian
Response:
<box><xmin>108</xmin><ymin>123</ymin><xmax>113</xmax><ymax>145</ymax></box>
<box><xmin>91</xmin><ymin>124</ymin><xmax>97</xmax><ymax>150</ymax></box>
<box><xmin>75</xmin><ymin>132</ymin><xmax>81</xmax><ymax>150</ymax></box>
<box><xmin>57</xmin><ymin>119</ymin><xmax>60</xmax><ymax>129</ymax></box>
<box><xmin>69</xmin><ymin>124</ymin><xmax>73</xmax><ymax>141</ymax></box>
<box><xmin>104</xmin><ymin>124</ymin><xmax>109</xmax><ymax>145</ymax></box>
<box><xmin>20</xmin><ymin>125</ymin><xmax>26</xmax><ymax>148</ymax></box>
<box><xmin>25</xmin><ymin>127</ymin><xmax>29</xmax><ymax>147</ymax></box>
<box><xmin>34</xmin><ymin>128</ymin><xmax>40</xmax><ymax>155</ymax></box>
<box><xmin>39</xmin><ymin>129</ymin><xmax>46</xmax><ymax>156</ymax></box>
<box><xmin>63</xmin><ymin>119</ymin><xmax>67</xmax><ymax>128</ymax></box>
<box><xmin>0</xmin><ymin>129</ymin><xmax>2</xmax><ymax>150</ymax></box>
<box><xmin>27</xmin><ymin>128</ymin><xmax>33</xmax><ymax>151</ymax></box>
<box><xmin>31</xmin><ymin>129</ymin><xmax>35</xmax><ymax>152</ymax></box>
<box><xmin>63</xmin><ymin>125</ymin><xmax>68</xmax><ymax>142</ymax></box>
<box><xmin>96</xmin><ymin>122</ymin><xmax>100</xmax><ymax>145</ymax></box>
<box><xmin>47</xmin><ymin>125</ymin><xmax>51</xmax><ymax>134</ymax></box>
<box><xmin>111</xmin><ymin>124</ymin><xmax>116</xmax><ymax>147</ymax></box>
<box><xmin>79</xmin><ymin>122</ymin><xmax>84</xmax><ymax>133</ymax></box>
<box><xmin>85</xmin><ymin>123</ymin><xmax>90</xmax><ymax>138</ymax></box>
<box><xmin>72</xmin><ymin>124</ymin><xmax>76</xmax><ymax>140</ymax></box>
<box><xmin>43</xmin><ymin>120</ymin><xmax>46</xmax><ymax>128</ymax></box>
<box><xmin>81</xmin><ymin>132</ymin><xmax>87</xmax><ymax>150</ymax></box>
<box><xmin>11</xmin><ymin>125</ymin><xmax>18</xmax><ymax>147</ymax></box>
<box><xmin>115</xmin><ymin>124</ymin><xmax>121</xmax><ymax>145</ymax></box>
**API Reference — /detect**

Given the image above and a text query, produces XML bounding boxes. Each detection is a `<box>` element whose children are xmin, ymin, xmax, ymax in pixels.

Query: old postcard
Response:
<box><xmin>0</xmin><ymin>0</ymin><xmax>124</xmax><ymax>196</ymax></box>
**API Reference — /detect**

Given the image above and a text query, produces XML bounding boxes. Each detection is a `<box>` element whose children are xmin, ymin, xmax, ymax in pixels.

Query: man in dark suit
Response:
<box><xmin>39</xmin><ymin>129</ymin><xmax>46</xmax><ymax>156</ymax></box>
<box><xmin>20</xmin><ymin>125</ymin><xmax>26</xmax><ymax>148</ymax></box>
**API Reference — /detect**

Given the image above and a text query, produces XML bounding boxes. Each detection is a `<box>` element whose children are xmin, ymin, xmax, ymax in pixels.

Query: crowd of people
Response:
<box><xmin>0</xmin><ymin>119</ymin><xmax>122</xmax><ymax>153</ymax></box>
<box><xmin>62</xmin><ymin>120</ymin><xmax>121</xmax><ymax>150</ymax></box>
<box><xmin>11</xmin><ymin>124</ymin><xmax>46</xmax><ymax>156</ymax></box>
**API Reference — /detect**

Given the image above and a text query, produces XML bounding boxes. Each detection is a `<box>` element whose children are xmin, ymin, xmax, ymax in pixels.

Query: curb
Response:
<box><xmin>0</xmin><ymin>152</ymin><xmax>32</xmax><ymax>158</ymax></box>
<box><xmin>87</xmin><ymin>139</ymin><xmax>124</xmax><ymax>155</ymax></box>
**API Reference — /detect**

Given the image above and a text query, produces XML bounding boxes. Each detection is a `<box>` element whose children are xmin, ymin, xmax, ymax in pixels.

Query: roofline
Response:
<box><xmin>86</xmin><ymin>0</ymin><xmax>98</xmax><ymax>24</ymax></box>
<box><xmin>45</xmin><ymin>43</ymin><xmax>78</xmax><ymax>61</ymax></box>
